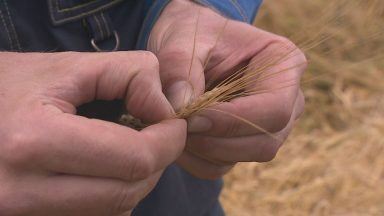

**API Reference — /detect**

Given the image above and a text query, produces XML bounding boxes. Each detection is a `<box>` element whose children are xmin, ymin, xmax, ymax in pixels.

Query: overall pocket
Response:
<box><xmin>48</xmin><ymin>0</ymin><xmax>125</xmax><ymax>51</ymax></box>
<box><xmin>47</xmin><ymin>0</ymin><xmax>124</xmax><ymax>25</ymax></box>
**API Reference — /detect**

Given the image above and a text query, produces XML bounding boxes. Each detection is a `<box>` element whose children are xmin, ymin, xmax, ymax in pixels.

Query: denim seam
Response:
<box><xmin>136</xmin><ymin>3</ymin><xmax>156</xmax><ymax>49</ymax></box>
<box><xmin>54</xmin><ymin>0</ymin><xmax>120</xmax><ymax>13</ymax></box>
<box><xmin>136</xmin><ymin>0</ymin><xmax>171</xmax><ymax>49</ymax></box>
<box><xmin>229</xmin><ymin>0</ymin><xmax>248</xmax><ymax>22</ymax></box>
<box><xmin>100</xmin><ymin>12</ymin><xmax>111</xmax><ymax>37</ymax></box>
<box><xmin>93</xmin><ymin>14</ymin><xmax>105</xmax><ymax>40</ymax></box>
<box><xmin>48</xmin><ymin>0</ymin><xmax>123</xmax><ymax>25</ymax></box>
<box><xmin>0</xmin><ymin>5</ymin><xmax>12</xmax><ymax>49</ymax></box>
<box><xmin>3</xmin><ymin>0</ymin><xmax>21</xmax><ymax>50</ymax></box>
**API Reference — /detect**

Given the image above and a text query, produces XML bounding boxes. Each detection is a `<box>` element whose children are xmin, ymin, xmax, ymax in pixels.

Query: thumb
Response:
<box><xmin>157</xmin><ymin>48</ymin><xmax>205</xmax><ymax>111</ymax></box>
<box><xmin>140</xmin><ymin>118</ymin><xmax>187</xmax><ymax>169</ymax></box>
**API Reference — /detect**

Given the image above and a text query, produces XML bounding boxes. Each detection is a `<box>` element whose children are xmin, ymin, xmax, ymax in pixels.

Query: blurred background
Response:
<box><xmin>220</xmin><ymin>0</ymin><xmax>384</xmax><ymax>215</ymax></box>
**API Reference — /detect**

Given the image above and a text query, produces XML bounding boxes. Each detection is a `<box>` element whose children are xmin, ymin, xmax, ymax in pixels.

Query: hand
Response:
<box><xmin>0</xmin><ymin>52</ymin><xmax>186</xmax><ymax>215</ymax></box>
<box><xmin>149</xmin><ymin>0</ymin><xmax>306</xmax><ymax>179</ymax></box>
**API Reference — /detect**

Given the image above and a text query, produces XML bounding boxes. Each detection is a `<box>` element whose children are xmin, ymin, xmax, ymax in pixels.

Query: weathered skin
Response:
<box><xmin>150</xmin><ymin>0</ymin><xmax>307</xmax><ymax>179</ymax></box>
<box><xmin>0</xmin><ymin>51</ymin><xmax>186</xmax><ymax>215</ymax></box>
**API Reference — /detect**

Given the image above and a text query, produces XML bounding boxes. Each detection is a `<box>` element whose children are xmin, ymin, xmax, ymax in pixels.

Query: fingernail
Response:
<box><xmin>165</xmin><ymin>80</ymin><xmax>194</xmax><ymax>111</ymax></box>
<box><xmin>188</xmin><ymin>115</ymin><xmax>212</xmax><ymax>133</ymax></box>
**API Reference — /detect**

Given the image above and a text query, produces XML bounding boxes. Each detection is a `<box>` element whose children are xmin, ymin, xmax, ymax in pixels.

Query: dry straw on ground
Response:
<box><xmin>221</xmin><ymin>0</ymin><xmax>384</xmax><ymax>215</ymax></box>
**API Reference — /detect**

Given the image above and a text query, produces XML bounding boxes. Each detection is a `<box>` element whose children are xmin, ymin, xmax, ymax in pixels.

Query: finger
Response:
<box><xmin>176</xmin><ymin>151</ymin><xmax>235</xmax><ymax>180</ymax></box>
<box><xmin>186</xmin><ymin>121</ymin><xmax>292</xmax><ymax>163</ymax></box>
<box><xmin>2</xmin><ymin>173</ymin><xmax>161</xmax><ymax>216</ymax></box>
<box><xmin>10</xmin><ymin>115</ymin><xmax>186</xmax><ymax>182</ymax></box>
<box><xmin>187</xmin><ymin>39</ymin><xmax>307</xmax><ymax>137</ymax></box>
<box><xmin>157</xmin><ymin>43</ymin><xmax>206</xmax><ymax>111</ymax></box>
<box><xmin>55</xmin><ymin>51</ymin><xmax>173</xmax><ymax>123</ymax></box>
<box><xmin>186</xmin><ymin>93</ymin><xmax>303</xmax><ymax>162</ymax></box>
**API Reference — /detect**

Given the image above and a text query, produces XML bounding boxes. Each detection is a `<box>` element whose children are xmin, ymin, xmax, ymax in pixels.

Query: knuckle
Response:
<box><xmin>96</xmin><ymin>55</ymin><xmax>121</xmax><ymax>73</ymax></box>
<box><xmin>275</xmin><ymin>36</ymin><xmax>308</xmax><ymax>68</ymax></box>
<box><xmin>136</xmin><ymin>50</ymin><xmax>158</xmax><ymax>63</ymax></box>
<box><xmin>274</xmin><ymin>36</ymin><xmax>298</xmax><ymax>51</ymax></box>
<box><xmin>64</xmin><ymin>52</ymin><xmax>102</xmax><ymax>76</ymax></box>
<box><xmin>79</xmin><ymin>52</ymin><xmax>132</xmax><ymax>76</ymax></box>
<box><xmin>135</xmin><ymin>51</ymin><xmax>159</xmax><ymax>73</ymax></box>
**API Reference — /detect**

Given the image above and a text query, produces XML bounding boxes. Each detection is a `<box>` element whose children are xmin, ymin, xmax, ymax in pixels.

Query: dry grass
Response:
<box><xmin>220</xmin><ymin>0</ymin><xmax>384</xmax><ymax>215</ymax></box>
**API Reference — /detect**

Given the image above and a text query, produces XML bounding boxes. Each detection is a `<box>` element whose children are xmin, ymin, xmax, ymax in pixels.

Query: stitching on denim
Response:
<box><xmin>0</xmin><ymin>5</ymin><xmax>13</xmax><ymax>49</ymax></box>
<box><xmin>137</xmin><ymin>0</ymin><xmax>173</xmax><ymax>49</ymax></box>
<box><xmin>100</xmin><ymin>12</ymin><xmax>111</xmax><ymax>37</ymax></box>
<box><xmin>229</xmin><ymin>0</ymin><xmax>248</xmax><ymax>22</ymax></box>
<box><xmin>93</xmin><ymin>14</ymin><xmax>105</xmax><ymax>40</ymax></box>
<box><xmin>48</xmin><ymin>0</ymin><xmax>123</xmax><ymax>25</ymax></box>
<box><xmin>48</xmin><ymin>0</ymin><xmax>56</xmax><ymax>24</ymax></box>
<box><xmin>55</xmin><ymin>0</ymin><xmax>97</xmax><ymax>12</ymax></box>
<box><xmin>54</xmin><ymin>0</ymin><xmax>122</xmax><ymax>13</ymax></box>
<box><xmin>3</xmin><ymin>0</ymin><xmax>21</xmax><ymax>50</ymax></box>
<box><xmin>136</xmin><ymin>1</ymin><xmax>161</xmax><ymax>49</ymax></box>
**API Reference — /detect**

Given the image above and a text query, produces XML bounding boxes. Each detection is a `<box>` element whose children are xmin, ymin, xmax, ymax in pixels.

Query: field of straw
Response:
<box><xmin>220</xmin><ymin>0</ymin><xmax>384</xmax><ymax>215</ymax></box>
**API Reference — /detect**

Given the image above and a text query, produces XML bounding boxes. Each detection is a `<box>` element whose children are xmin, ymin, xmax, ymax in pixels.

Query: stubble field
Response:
<box><xmin>221</xmin><ymin>1</ymin><xmax>384</xmax><ymax>215</ymax></box>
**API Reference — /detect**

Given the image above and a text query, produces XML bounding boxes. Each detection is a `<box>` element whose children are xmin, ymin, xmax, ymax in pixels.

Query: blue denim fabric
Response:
<box><xmin>0</xmin><ymin>0</ymin><xmax>147</xmax><ymax>51</ymax></box>
<box><xmin>0</xmin><ymin>0</ymin><xmax>261</xmax><ymax>215</ymax></box>
<box><xmin>136</xmin><ymin>0</ymin><xmax>263</xmax><ymax>49</ymax></box>
<box><xmin>132</xmin><ymin>164</ymin><xmax>225</xmax><ymax>216</ymax></box>
<box><xmin>194</xmin><ymin>0</ymin><xmax>263</xmax><ymax>23</ymax></box>
<box><xmin>136</xmin><ymin>0</ymin><xmax>171</xmax><ymax>50</ymax></box>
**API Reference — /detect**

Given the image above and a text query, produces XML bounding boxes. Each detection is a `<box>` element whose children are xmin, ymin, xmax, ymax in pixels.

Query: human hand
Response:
<box><xmin>149</xmin><ymin>0</ymin><xmax>306</xmax><ymax>179</ymax></box>
<box><xmin>0</xmin><ymin>52</ymin><xmax>186</xmax><ymax>215</ymax></box>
